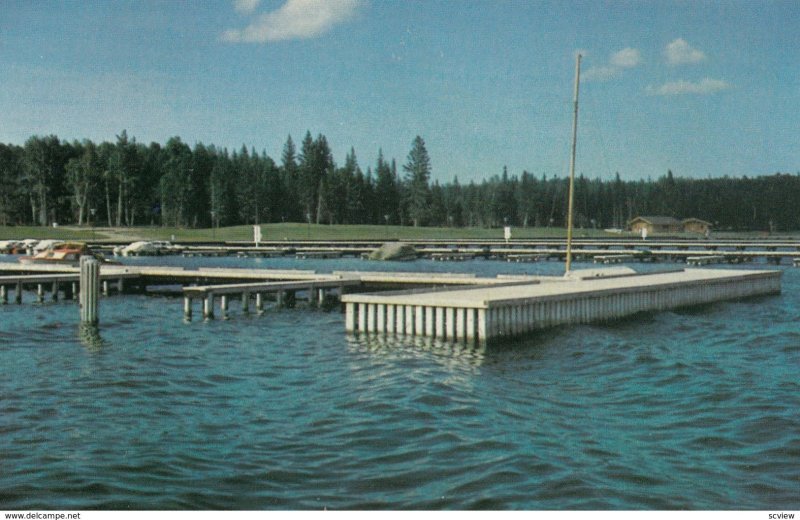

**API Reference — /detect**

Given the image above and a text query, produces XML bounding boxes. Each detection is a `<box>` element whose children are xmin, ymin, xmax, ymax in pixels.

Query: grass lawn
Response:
<box><xmin>3</xmin><ymin>223</ymin><xmax>792</xmax><ymax>243</ymax></box>
<box><xmin>0</xmin><ymin>223</ymin><xmax>619</xmax><ymax>242</ymax></box>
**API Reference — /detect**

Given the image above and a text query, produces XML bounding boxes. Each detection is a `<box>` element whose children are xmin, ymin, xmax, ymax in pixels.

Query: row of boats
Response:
<box><xmin>0</xmin><ymin>239</ymin><xmax>179</xmax><ymax>266</ymax></box>
<box><xmin>0</xmin><ymin>240</ymin><xmax>114</xmax><ymax>266</ymax></box>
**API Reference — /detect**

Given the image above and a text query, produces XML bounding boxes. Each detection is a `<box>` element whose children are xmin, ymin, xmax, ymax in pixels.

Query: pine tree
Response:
<box><xmin>402</xmin><ymin>136</ymin><xmax>431</xmax><ymax>226</ymax></box>
<box><xmin>280</xmin><ymin>135</ymin><xmax>300</xmax><ymax>221</ymax></box>
<box><xmin>374</xmin><ymin>150</ymin><xmax>399</xmax><ymax>224</ymax></box>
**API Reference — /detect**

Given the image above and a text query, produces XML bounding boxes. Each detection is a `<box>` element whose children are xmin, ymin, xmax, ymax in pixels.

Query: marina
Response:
<box><xmin>77</xmin><ymin>238</ymin><xmax>800</xmax><ymax>265</ymax></box>
<box><xmin>0</xmin><ymin>255</ymin><xmax>783</xmax><ymax>345</ymax></box>
<box><xmin>1</xmin><ymin>252</ymin><xmax>797</xmax><ymax>510</ymax></box>
<box><xmin>2</xmin><ymin>2</ymin><xmax>798</xmax><ymax>511</ymax></box>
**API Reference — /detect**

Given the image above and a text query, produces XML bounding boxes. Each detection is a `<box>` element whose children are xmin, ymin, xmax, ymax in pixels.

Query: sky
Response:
<box><xmin>1</xmin><ymin>0</ymin><xmax>798</xmax><ymax>184</ymax></box>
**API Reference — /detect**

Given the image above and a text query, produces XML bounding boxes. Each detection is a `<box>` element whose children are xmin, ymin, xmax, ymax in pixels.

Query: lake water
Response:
<box><xmin>1</xmin><ymin>255</ymin><xmax>798</xmax><ymax>510</ymax></box>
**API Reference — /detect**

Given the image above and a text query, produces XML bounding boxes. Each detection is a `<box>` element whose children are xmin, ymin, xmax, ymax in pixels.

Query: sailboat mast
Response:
<box><xmin>565</xmin><ymin>53</ymin><xmax>582</xmax><ymax>274</ymax></box>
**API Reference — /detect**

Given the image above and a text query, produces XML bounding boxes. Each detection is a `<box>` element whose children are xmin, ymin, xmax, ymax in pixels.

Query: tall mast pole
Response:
<box><xmin>565</xmin><ymin>53</ymin><xmax>582</xmax><ymax>275</ymax></box>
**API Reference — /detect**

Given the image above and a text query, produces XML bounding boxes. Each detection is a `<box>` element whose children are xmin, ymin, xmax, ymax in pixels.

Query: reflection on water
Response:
<box><xmin>346</xmin><ymin>332</ymin><xmax>488</xmax><ymax>367</ymax></box>
<box><xmin>78</xmin><ymin>323</ymin><xmax>105</xmax><ymax>351</ymax></box>
<box><xmin>1</xmin><ymin>257</ymin><xmax>798</xmax><ymax>510</ymax></box>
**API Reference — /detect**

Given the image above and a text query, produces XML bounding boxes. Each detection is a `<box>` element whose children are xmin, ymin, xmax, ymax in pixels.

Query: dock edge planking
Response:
<box><xmin>342</xmin><ymin>268</ymin><xmax>782</xmax><ymax>344</ymax></box>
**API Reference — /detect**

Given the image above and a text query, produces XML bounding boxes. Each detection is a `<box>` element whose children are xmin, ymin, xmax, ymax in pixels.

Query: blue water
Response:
<box><xmin>1</xmin><ymin>256</ymin><xmax>798</xmax><ymax>510</ymax></box>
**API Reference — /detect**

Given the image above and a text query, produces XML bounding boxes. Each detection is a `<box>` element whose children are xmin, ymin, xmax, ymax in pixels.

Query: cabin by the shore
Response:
<box><xmin>682</xmin><ymin>218</ymin><xmax>713</xmax><ymax>234</ymax></box>
<box><xmin>628</xmin><ymin>216</ymin><xmax>713</xmax><ymax>235</ymax></box>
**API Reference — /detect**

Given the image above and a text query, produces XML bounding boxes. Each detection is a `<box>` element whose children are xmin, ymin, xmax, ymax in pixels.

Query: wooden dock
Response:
<box><xmin>506</xmin><ymin>253</ymin><xmax>548</xmax><ymax>263</ymax></box>
<box><xmin>183</xmin><ymin>277</ymin><xmax>360</xmax><ymax>320</ymax></box>
<box><xmin>342</xmin><ymin>268</ymin><xmax>781</xmax><ymax>344</ymax></box>
<box><xmin>0</xmin><ymin>260</ymin><xmax>783</xmax><ymax>347</ymax></box>
<box><xmin>686</xmin><ymin>255</ymin><xmax>726</xmax><ymax>266</ymax></box>
<box><xmin>0</xmin><ymin>271</ymin><xmax>139</xmax><ymax>303</ymax></box>
<box><xmin>593</xmin><ymin>254</ymin><xmax>634</xmax><ymax>264</ymax></box>
<box><xmin>72</xmin><ymin>237</ymin><xmax>800</xmax><ymax>265</ymax></box>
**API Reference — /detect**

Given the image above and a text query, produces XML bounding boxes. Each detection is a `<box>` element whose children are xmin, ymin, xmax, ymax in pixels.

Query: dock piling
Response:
<box><xmin>79</xmin><ymin>256</ymin><xmax>100</xmax><ymax>325</ymax></box>
<box><xmin>221</xmin><ymin>295</ymin><xmax>229</xmax><ymax>320</ymax></box>
<box><xmin>203</xmin><ymin>292</ymin><xmax>215</xmax><ymax>320</ymax></box>
<box><xmin>183</xmin><ymin>296</ymin><xmax>193</xmax><ymax>321</ymax></box>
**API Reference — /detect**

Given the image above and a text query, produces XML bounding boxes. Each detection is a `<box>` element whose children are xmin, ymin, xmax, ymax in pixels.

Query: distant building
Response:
<box><xmin>628</xmin><ymin>216</ymin><xmax>682</xmax><ymax>234</ymax></box>
<box><xmin>628</xmin><ymin>216</ymin><xmax>713</xmax><ymax>235</ymax></box>
<box><xmin>681</xmin><ymin>218</ymin><xmax>713</xmax><ymax>235</ymax></box>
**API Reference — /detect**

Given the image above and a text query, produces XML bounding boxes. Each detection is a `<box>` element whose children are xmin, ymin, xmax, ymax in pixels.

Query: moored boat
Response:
<box><xmin>18</xmin><ymin>242</ymin><xmax>119</xmax><ymax>266</ymax></box>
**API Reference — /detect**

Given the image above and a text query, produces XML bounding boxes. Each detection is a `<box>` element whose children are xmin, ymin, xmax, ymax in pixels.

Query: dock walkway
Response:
<box><xmin>342</xmin><ymin>268</ymin><xmax>781</xmax><ymax>343</ymax></box>
<box><xmin>1</xmin><ymin>261</ymin><xmax>783</xmax><ymax>346</ymax></box>
<box><xmin>183</xmin><ymin>277</ymin><xmax>360</xmax><ymax>320</ymax></box>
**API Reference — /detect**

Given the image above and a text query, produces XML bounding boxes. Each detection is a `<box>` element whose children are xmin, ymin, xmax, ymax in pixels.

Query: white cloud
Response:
<box><xmin>582</xmin><ymin>47</ymin><xmax>641</xmax><ymax>82</ymax></box>
<box><xmin>233</xmin><ymin>0</ymin><xmax>261</xmax><ymax>14</ymax></box>
<box><xmin>222</xmin><ymin>0</ymin><xmax>364</xmax><ymax>43</ymax></box>
<box><xmin>665</xmin><ymin>38</ymin><xmax>706</xmax><ymax>65</ymax></box>
<box><xmin>610</xmin><ymin>47</ymin><xmax>641</xmax><ymax>69</ymax></box>
<box><xmin>647</xmin><ymin>78</ymin><xmax>731</xmax><ymax>96</ymax></box>
<box><xmin>582</xmin><ymin>66</ymin><xmax>618</xmax><ymax>81</ymax></box>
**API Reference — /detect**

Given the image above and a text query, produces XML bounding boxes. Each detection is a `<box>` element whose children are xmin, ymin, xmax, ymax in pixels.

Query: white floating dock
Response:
<box><xmin>342</xmin><ymin>268</ymin><xmax>781</xmax><ymax>344</ymax></box>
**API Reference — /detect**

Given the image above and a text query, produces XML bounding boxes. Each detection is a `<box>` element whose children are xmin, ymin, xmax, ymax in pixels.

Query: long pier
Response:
<box><xmin>341</xmin><ymin>268</ymin><xmax>782</xmax><ymax>344</ymax></box>
<box><xmin>0</xmin><ymin>261</ymin><xmax>783</xmax><ymax>346</ymax></box>
<box><xmin>77</xmin><ymin>238</ymin><xmax>800</xmax><ymax>265</ymax></box>
<box><xmin>0</xmin><ymin>271</ymin><xmax>139</xmax><ymax>303</ymax></box>
<box><xmin>182</xmin><ymin>277</ymin><xmax>361</xmax><ymax>320</ymax></box>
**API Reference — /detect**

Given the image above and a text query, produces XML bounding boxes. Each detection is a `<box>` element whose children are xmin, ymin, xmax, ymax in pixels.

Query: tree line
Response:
<box><xmin>0</xmin><ymin>131</ymin><xmax>798</xmax><ymax>231</ymax></box>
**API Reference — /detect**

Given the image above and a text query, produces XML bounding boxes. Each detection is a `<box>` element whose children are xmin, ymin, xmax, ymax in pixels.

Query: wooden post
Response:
<box><xmin>386</xmin><ymin>304</ymin><xmax>395</xmax><ymax>334</ymax></box>
<box><xmin>0</xmin><ymin>285</ymin><xmax>6</xmax><ymax>304</ymax></box>
<box><xmin>80</xmin><ymin>256</ymin><xmax>100</xmax><ymax>325</ymax></box>
<box><xmin>466</xmin><ymin>308</ymin><xmax>476</xmax><ymax>341</ymax></box>
<box><xmin>221</xmin><ymin>295</ymin><xmax>229</xmax><ymax>320</ymax></box>
<box><xmin>37</xmin><ymin>284</ymin><xmax>44</xmax><ymax>303</ymax></box>
<box><xmin>345</xmin><ymin>303</ymin><xmax>356</xmax><ymax>332</ymax></box>
<box><xmin>358</xmin><ymin>303</ymin><xmax>367</xmax><ymax>331</ymax></box>
<box><xmin>425</xmin><ymin>307</ymin><xmax>434</xmax><ymax>337</ymax></box>
<box><xmin>203</xmin><ymin>292</ymin><xmax>215</xmax><ymax>320</ymax></box>
<box><xmin>242</xmin><ymin>292</ymin><xmax>250</xmax><ymax>314</ymax></box>
<box><xmin>256</xmin><ymin>293</ymin><xmax>264</xmax><ymax>314</ymax></box>
<box><xmin>51</xmin><ymin>281</ymin><xmax>59</xmax><ymax>301</ymax></box>
<box><xmin>183</xmin><ymin>296</ymin><xmax>193</xmax><ymax>321</ymax></box>
<box><xmin>415</xmin><ymin>305</ymin><xmax>424</xmax><ymax>336</ymax></box>
<box><xmin>564</xmin><ymin>54</ymin><xmax>582</xmax><ymax>275</ymax></box>
<box><xmin>15</xmin><ymin>281</ymin><xmax>22</xmax><ymax>304</ymax></box>
<box><xmin>376</xmin><ymin>304</ymin><xmax>386</xmax><ymax>333</ymax></box>
<box><xmin>366</xmin><ymin>304</ymin><xmax>376</xmax><ymax>332</ymax></box>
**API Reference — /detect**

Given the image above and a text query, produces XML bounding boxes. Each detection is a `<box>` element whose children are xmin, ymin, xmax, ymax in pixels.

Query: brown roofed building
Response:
<box><xmin>628</xmin><ymin>216</ymin><xmax>714</xmax><ymax>235</ymax></box>
<box><xmin>627</xmin><ymin>216</ymin><xmax>682</xmax><ymax>234</ymax></box>
<box><xmin>681</xmin><ymin>218</ymin><xmax>713</xmax><ymax>235</ymax></box>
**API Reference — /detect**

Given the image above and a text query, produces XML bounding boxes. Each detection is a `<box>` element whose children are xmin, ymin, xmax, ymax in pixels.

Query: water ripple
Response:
<box><xmin>1</xmin><ymin>261</ymin><xmax>798</xmax><ymax>509</ymax></box>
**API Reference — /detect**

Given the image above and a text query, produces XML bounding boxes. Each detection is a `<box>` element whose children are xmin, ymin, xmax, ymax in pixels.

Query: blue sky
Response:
<box><xmin>1</xmin><ymin>0</ymin><xmax>797</xmax><ymax>184</ymax></box>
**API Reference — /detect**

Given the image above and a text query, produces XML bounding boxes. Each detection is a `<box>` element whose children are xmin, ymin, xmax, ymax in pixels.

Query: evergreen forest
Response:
<box><xmin>1</xmin><ymin>131</ymin><xmax>797</xmax><ymax>232</ymax></box>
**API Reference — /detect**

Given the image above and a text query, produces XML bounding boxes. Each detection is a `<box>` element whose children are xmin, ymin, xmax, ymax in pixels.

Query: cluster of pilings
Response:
<box><xmin>182</xmin><ymin>278</ymin><xmax>361</xmax><ymax>321</ymax></box>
